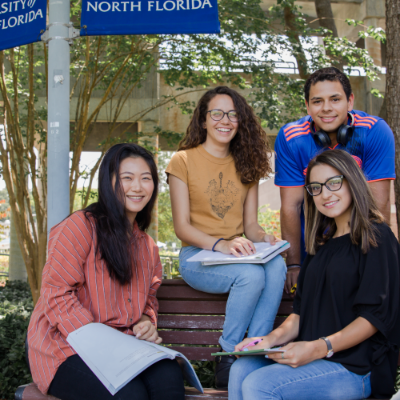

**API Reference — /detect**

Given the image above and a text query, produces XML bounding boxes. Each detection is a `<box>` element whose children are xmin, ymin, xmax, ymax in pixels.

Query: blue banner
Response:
<box><xmin>0</xmin><ymin>0</ymin><xmax>46</xmax><ymax>51</ymax></box>
<box><xmin>80</xmin><ymin>0</ymin><xmax>220</xmax><ymax>36</ymax></box>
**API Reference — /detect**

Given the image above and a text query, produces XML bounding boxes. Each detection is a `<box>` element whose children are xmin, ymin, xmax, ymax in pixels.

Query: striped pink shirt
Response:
<box><xmin>27</xmin><ymin>211</ymin><xmax>162</xmax><ymax>394</ymax></box>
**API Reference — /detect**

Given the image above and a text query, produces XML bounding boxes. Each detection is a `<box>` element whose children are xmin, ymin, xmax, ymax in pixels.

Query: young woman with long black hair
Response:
<box><xmin>166</xmin><ymin>86</ymin><xmax>287</xmax><ymax>388</ymax></box>
<box><xmin>229</xmin><ymin>149</ymin><xmax>400</xmax><ymax>400</ymax></box>
<box><xmin>27</xmin><ymin>143</ymin><xmax>185</xmax><ymax>400</ymax></box>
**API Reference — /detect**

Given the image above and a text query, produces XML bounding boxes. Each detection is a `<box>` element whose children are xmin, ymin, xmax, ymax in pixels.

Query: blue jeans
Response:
<box><xmin>229</xmin><ymin>356</ymin><xmax>371</xmax><ymax>400</ymax></box>
<box><xmin>179</xmin><ymin>246</ymin><xmax>287</xmax><ymax>352</ymax></box>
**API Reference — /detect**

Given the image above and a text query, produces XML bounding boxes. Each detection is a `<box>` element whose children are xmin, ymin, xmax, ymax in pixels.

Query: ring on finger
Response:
<box><xmin>281</xmin><ymin>353</ymin><xmax>284</xmax><ymax>359</ymax></box>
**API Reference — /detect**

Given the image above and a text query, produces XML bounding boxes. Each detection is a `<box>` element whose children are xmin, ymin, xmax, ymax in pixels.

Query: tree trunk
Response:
<box><xmin>314</xmin><ymin>0</ymin><xmax>343</xmax><ymax>69</ymax></box>
<box><xmin>8</xmin><ymin>213</ymin><xmax>27</xmax><ymax>282</ymax></box>
<box><xmin>379</xmin><ymin>97</ymin><xmax>387</xmax><ymax>122</ymax></box>
<box><xmin>385</xmin><ymin>0</ymin><xmax>400</xmax><ymax>238</ymax></box>
<box><xmin>283</xmin><ymin>6</ymin><xmax>309</xmax><ymax>79</ymax></box>
<box><xmin>0</xmin><ymin>46</ymin><xmax>48</xmax><ymax>304</ymax></box>
<box><xmin>314</xmin><ymin>0</ymin><xmax>338</xmax><ymax>37</ymax></box>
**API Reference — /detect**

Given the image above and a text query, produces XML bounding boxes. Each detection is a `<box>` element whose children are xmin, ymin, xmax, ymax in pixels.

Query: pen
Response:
<box><xmin>242</xmin><ymin>338</ymin><xmax>263</xmax><ymax>351</ymax></box>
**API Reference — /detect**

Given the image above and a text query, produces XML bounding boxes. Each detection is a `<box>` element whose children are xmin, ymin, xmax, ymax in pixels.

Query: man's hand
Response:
<box><xmin>267</xmin><ymin>340</ymin><xmax>326</xmax><ymax>368</ymax></box>
<box><xmin>280</xmin><ymin>187</ymin><xmax>303</xmax><ymax>275</ymax></box>
<box><xmin>369</xmin><ymin>180</ymin><xmax>391</xmax><ymax>224</ymax></box>
<box><xmin>133</xmin><ymin>315</ymin><xmax>162</xmax><ymax>344</ymax></box>
<box><xmin>285</xmin><ymin>267</ymin><xmax>300</xmax><ymax>295</ymax></box>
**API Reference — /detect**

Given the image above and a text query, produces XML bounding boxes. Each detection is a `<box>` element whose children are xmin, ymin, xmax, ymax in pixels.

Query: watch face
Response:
<box><xmin>326</xmin><ymin>350</ymin><xmax>334</xmax><ymax>358</ymax></box>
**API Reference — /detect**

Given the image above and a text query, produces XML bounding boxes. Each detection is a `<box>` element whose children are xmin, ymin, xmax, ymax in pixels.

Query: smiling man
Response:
<box><xmin>274</xmin><ymin>67</ymin><xmax>395</xmax><ymax>293</ymax></box>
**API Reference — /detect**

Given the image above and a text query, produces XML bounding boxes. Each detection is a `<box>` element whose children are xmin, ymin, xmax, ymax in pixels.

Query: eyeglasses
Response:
<box><xmin>305</xmin><ymin>175</ymin><xmax>344</xmax><ymax>196</ymax></box>
<box><xmin>207</xmin><ymin>109</ymin><xmax>239</xmax><ymax>122</ymax></box>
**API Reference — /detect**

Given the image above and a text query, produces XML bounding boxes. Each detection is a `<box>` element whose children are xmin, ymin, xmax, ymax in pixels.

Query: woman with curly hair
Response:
<box><xmin>166</xmin><ymin>86</ymin><xmax>287</xmax><ymax>389</ymax></box>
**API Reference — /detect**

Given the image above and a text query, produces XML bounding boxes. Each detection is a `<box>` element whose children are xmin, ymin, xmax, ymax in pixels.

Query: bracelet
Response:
<box><xmin>319</xmin><ymin>337</ymin><xmax>334</xmax><ymax>358</ymax></box>
<box><xmin>287</xmin><ymin>264</ymin><xmax>301</xmax><ymax>269</ymax></box>
<box><xmin>212</xmin><ymin>238</ymin><xmax>225</xmax><ymax>252</ymax></box>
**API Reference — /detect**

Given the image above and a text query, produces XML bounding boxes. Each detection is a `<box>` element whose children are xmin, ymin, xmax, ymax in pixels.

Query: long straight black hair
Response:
<box><xmin>85</xmin><ymin>143</ymin><xmax>159</xmax><ymax>285</ymax></box>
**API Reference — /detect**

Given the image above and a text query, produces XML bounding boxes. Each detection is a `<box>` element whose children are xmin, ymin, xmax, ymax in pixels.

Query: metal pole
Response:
<box><xmin>47</xmin><ymin>0</ymin><xmax>70</xmax><ymax>234</ymax></box>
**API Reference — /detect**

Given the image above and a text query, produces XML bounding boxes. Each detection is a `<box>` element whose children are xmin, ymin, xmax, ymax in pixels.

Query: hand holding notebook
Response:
<box><xmin>187</xmin><ymin>241</ymin><xmax>290</xmax><ymax>265</ymax></box>
<box><xmin>211</xmin><ymin>348</ymin><xmax>285</xmax><ymax>357</ymax></box>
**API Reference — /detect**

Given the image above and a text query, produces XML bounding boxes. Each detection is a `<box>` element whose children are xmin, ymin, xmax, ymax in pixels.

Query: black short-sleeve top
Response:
<box><xmin>293</xmin><ymin>223</ymin><xmax>400</xmax><ymax>398</ymax></box>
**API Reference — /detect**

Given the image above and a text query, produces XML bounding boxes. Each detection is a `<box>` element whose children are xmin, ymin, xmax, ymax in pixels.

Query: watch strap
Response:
<box><xmin>319</xmin><ymin>337</ymin><xmax>334</xmax><ymax>358</ymax></box>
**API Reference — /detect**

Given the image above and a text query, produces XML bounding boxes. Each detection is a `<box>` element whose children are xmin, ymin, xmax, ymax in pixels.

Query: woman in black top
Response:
<box><xmin>229</xmin><ymin>149</ymin><xmax>400</xmax><ymax>400</ymax></box>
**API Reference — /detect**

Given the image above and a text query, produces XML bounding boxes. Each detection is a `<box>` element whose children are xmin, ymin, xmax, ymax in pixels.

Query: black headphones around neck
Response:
<box><xmin>312</xmin><ymin>112</ymin><xmax>355</xmax><ymax>148</ymax></box>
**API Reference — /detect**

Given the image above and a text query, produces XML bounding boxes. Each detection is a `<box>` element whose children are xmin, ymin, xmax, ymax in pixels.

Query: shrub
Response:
<box><xmin>258</xmin><ymin>206</ymin><xmax>281</xmax><ymax>238</ymax></box>
<box><xmin>0</xmin><ymin>281</ymin><xmax>33</xmax><ymax>400</ymax></box>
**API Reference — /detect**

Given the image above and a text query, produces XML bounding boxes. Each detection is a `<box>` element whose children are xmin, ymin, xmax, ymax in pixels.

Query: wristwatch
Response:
<box><xmin>319</xmin><ymin>337</ymin><xmax>334</xmax><ymax>358</ymax></box>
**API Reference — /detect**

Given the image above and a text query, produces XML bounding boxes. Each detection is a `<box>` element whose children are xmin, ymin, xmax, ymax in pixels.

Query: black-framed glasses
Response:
<box><xmin>305</xmin><ymin>175</ymin><xmax>344</xmax><ymax>196</ymax></box>
<box><xmin>207</xmin><ymin>109</ymin><xmax>238</xmax><ymax>122</ymax></box>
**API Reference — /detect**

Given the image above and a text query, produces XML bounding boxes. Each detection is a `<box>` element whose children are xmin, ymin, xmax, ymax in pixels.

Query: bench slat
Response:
<box><xmin>185</xmin><ymin>387</ymin><xmax>229</xmax><ymax>399</ymax></box>
<box><xmin>17</xmin><ymin>383</ymin><xmax>60</xmax><ymax>400</ymax></box>
<box><xmin>158</xmin><ymin>286</ymin><xmax>229</xmax><ymax>301</ymax></box>
<box><xmin>159</xmin><ymin>300</ymin><xmax>227</xmax><ymax>315</ymax></box>
<box><xmin>159</xmin><ymin>300</ymin><xmax>293</xmax><ymax>315</ymax></box>
<box><xmin>15</xmin><ymin>383</ymin><xmax>229</xmax><ymax>400</ymax></box>
<box><xmin>158</xmin><ymin>315</ymin><xmax>286</xmax><ymax>330</ymax></box>
<box><xmin>161</xmin><ymin>331</ymin><xmax>221</xmax><ymax>345</ymax></box>
<box><xmin>168</xmin><ymin>346</ymin><xmax>220</xmax><ymax>361</ymax></box>
<box><xmin>158</xmin><ymin>315</ymin><xmax>225</xmax><ymax>330</ymax></box>
<box><xmin>160</xmin><ymin>280</ymin><xmax>293</xmax><ymax>299</ymax></box>
<box><xmin>273</xmin><ymin>316</ymin><xmax>286</xmax><ymax>329</ymax></box>
<box><xmin>277</xmin><ymin>301</ymin><xmax>293</xmax><ymax>315</ymax></box>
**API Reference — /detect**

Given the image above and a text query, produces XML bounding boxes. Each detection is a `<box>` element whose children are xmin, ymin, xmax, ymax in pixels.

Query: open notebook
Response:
<box><xmin>212</xmin><ymin>348</ymin><xmax>285</xmax><ymax>356</ymax></box>
<box><xmin>67</xmin><ymin>323</ymin><xmax>203</xmax><ymax>395</ymax></box>
<box><xmin>187</xmin><ymin>241</ymin><xmax>290</xmax><ymax>265</ymax></box>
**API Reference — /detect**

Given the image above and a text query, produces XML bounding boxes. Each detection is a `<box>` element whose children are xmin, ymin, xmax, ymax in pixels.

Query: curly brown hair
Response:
<box><xmin>178</xmin><ymin>86</ymin><xmax>272</xmax><ymax>183</ymax></box>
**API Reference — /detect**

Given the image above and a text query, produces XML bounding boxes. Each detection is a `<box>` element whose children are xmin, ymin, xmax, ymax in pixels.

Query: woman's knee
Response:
<box><xmin>228</xmin><ymin>358</ymin><xmax>249</xmax><ymax>388</ymax></box>
<box><xmin>229</xmin><ymin>357</ymin><xmax>272</xmax><ymax>400</ymax></box>
<box><xmin>242</xmin><ymin>370</ymin><xmax>276</xmax><ymax>399</ymax></box>
<box><xmin>235</xmin><ymin>265</ymin><xmax>265</xmax><ymax>290</ymax></box>
<box><xmin>263</xmin><ymin>256</ymin><xmax>287</xmax><ymax>280</ymax></box>
<box><xmin>266</xmin><ymin>255</ymin><xmax>287</xmax><ymax>273</ymax></box>
<box><xmin>147</xmin><ymin>359</ymin><xmax>183</xmax><ymax>383</ymax></box>
<box><xmin>141</xmin><ymin>359</ymin><xmax>185</xmax><ymax>400</ymax></box>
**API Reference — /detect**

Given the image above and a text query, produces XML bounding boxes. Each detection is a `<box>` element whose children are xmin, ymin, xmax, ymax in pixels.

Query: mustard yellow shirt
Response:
<box><xmin>166</xmin><ymin>145</ymin><xmax>256</xmax><ymax>247</ymax></box>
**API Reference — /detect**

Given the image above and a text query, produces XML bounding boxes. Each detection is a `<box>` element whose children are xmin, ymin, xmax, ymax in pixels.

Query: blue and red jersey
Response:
<box><xmin>274</xmin><ymin>110</ymin><xmax>395</xmax><ymax>262</ymax></box>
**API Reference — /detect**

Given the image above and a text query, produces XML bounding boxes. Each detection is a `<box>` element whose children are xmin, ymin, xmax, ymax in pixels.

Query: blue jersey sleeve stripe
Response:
<box><xmin>284</xmin><ymin>121</ymin><xmax>309</xmax><ymax>135</ymax></box>
<box><xmin>367</xmin><ymin>177</ymin><xmax>395</xmax><ymax>183</ymax></box>
<box><xmin>287</xmin><ymin>130</ymin><xmax>311</xmax><ymax>142</ymax></box>
<box><xmin>355</xmin><ymin>122</ymin><xmax>374</xmax><ymax>129</ymax></box>
<box><xmin>354</xmin><ymin>115</ymin><xmax>377</xmax><ymax>128</ymax></box>
<box><xmin>285</xmin><ymin>126</ymin><xmax>310</xmax><ymax>137</ymax></box>
<box><xmin>354</xmin><ymin>115</ymin><xmax>378</xmax><ymax>123</ymax></box>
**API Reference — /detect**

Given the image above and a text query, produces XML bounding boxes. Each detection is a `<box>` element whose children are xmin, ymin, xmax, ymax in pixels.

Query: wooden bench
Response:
<box><xmin>15</xmin><ymin>279</ymin><xmax>292</xmax><ymax>399</ymax></box>
<box><xmin>15</xmin><ymin>279</ymin><xmax>395</xmax><ymax>399</ymax></box>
